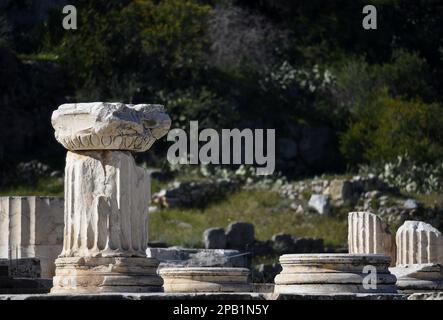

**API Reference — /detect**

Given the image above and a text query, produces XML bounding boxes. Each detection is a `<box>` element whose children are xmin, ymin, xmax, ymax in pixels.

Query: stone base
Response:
<box><xmin>159</xmin><ymin>267</ymin><xmax>252</xmax><ymax>293</ymax></box>
<box><xmin>0</xmin><ymin>292</ymin><xmax>407</xmax><ymax>300</ymax></box>
<box><xmin>33</xmin><ymin>245</ymin><xmax>63</xmax><ymax>278</ymax></box>
<box><xmin>0</xmin><ymin>277</ymin><xmax>52</xmax><ymax>294</ymax></box>
<box><xmin>0</xmin><ymin>258</ymin><xmax>41</xmax><ymax>278</ymax></box>
<box><xmin>274</xmin><ymin>254</ymin><xmax>397</xmax><ymax>294</ymax></box>
<box><xmin>408</xmin><ymin>292</ymin><xmax>443</xmax><ymax>300</ymax></box>
<box><xmin>147</xmin><ymin>248</ymin><xmax>248</xmax><ymax>268</ymax></box>
<box><xmin>390</xmin><ymin>264</ymin><xmax>443</xmax><ymax>293</ymax></box>
<box><xmin>51</xmin><ymin>256</ymin><xmax>163</xmax><ymax>293</ymax></box>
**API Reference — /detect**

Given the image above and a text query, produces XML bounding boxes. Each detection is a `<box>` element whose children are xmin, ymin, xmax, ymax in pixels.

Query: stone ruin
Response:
<box><xmin>391</xmin><ymin>220</ymin><xmax>443</xmax><ymax>292</ymax></box>
<box><xmin>0</xmin><ymin>102</ymin><xmax>442</xmax><ymax>299</ymax></box>
<box><xmin>0</xmin><ymin>196</ymin><xmax>64</xmax><ymax>278</ymax></box>
<box><xmin>347</xmin><ymin>211</ymin><xmax>443</xmax><ymax>293</ymax></box>
<box><xmin>274</xmin><ymin>254</ymin><xmax>397</xmax><ymax>294</ymax></box>
<box><xmin>160</xmin><ymin>267</ymin><xmax>252</xmax><ymax>293</ymax></box>
<box><xmin>348</xmin><ymin>211</ymin><xmax>396</xmax><ymax>266</ymax></box>
<box><xmin>49</xmin><ymin>102</ymin><xmax>171</xmax><ymax>293</ymax></box>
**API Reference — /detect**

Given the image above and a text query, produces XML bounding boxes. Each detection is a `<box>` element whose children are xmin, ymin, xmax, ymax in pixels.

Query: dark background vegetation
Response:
<box><xmin>1</xmin><ymin>0</ymin><xmax>443</xmax><ymax>188</ymax></box>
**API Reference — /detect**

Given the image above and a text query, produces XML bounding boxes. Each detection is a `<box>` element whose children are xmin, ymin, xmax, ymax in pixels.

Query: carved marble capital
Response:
<box><xmin>51</xmin><ymin>102</ymin><xmax>171</xmax><ymax>152</ymax></box>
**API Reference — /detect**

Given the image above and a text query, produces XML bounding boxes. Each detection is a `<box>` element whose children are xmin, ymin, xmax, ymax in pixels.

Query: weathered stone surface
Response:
<box><xmin>250</xmin><ymin>240</ymin><xmax>274</xmax><ymax>256</ymax></box>
<box><xmin>396</xmin><ymin>220</ymin><xmax>443</xmax><ymax>266</ymax></box>
<box><xmin>52</xmin><ymin>256</ymin><xmax>162</xmax><ymax>293</ymax></box>
<box><xmin>308</xmin><ymin>194</ymin><xmax>330</xmax><ymax>215</ymax></box>
<box><xmin>328</xmin><ymin>179</ymin><xmax>352</xmax><ymax>204</ymax></box>
<box><xmin>252</xmin><ymin>263</ymin><xmax>282</xmax><ymax>283</ymax></box>
<box><xmin>348</xmin><ymin>212</ymin><xmax>396</xmax><ymax>266</ymax></box>
<box><xmin>272</xmin><ymin>233</ymin><xmax>295</xmax><ymax>254</ymax></box>
<box><xmin>393</xmin><ymin>221</ymin><xmax>443</xmax><ymax>292</ymax></box>
<box><xmin>403</xmin><ymin>199</ymin><xmax>419</xmax><ymax>210</ymax></box>
<box><xmin>390</xmin><ymin>264</ymin><xmax>443</xmax><ymax>292</ymax></box>
<box><xmin>0</xmin><ymin>278</ymin><xmax>52</xmax><ymax>294</ymax></box>
<box><xmin>0</xmin><ymin>292</ymin><xmax>406</xmax><ymax>300</ymax></box>
<box><xmin>226</xmin><ymin>222</ymin><xmax>255</xmax><ymax>251</ymax></box>
<box><xmin>0</xmin><ymin>196</ymin><xmax>64</xmax><ymax>277</ymax></box>
<box><xmin>160</xmin><ymin>267</ymin><xmax>252</xmax><ymax>293</ymax></box>
<box><xmin>268</xmin><ymin>292</ymin><xmax>405</xmax><ymax>300</ymax></box>
<box><xmin>408</xmin><ymin>292</ymin><xmax>443</xmax><ymax>300</ymax></box>
<box><xmin>146</xmin><ymin>248</ymin><xmax>247</xmax><ymax>268</ymax></box>
<box><xmin>51</xmin><ymin>102</ymin><xmax>170</xmax><ymax>293</ymax></box>
<box><xmin>1</xmin><ymin>292</ymin><xmax>264</xmax><ymax>300</ymax></box>
<box><xmin>60</xmin><ymin>151</ymin><xmax>149</xmax><ymax>258</ymax></box>
<box><xmin>253</xmin><ymin>283</ymin><xmax>275</xmax><ymax>293</ymax></box>
<box><xmin>51</xmin><ymin>102</ymin><xmax>171</xmax><ymax>152</ymax></box>
<box><xmin>153</xmin><ymin>180</ymin><xmax>238</xmax><ymax>208</ymax></box>
<box><xmin>0</xmin><ymin>258</ymin><xmax>41</xmax><ymax>278</ymax></box>
<box><xmin>203</xmin><ymin>228</ymin><xmax>226</xmax><ymax>249</ymax></box>
<box><xmin>274</xmin><ymin>254</ymin><xmax>397</xmax><ymax>294</ymax></box>
<box><xmin>270</xmin><ymin>233</ymin><xmax>324</xmax><ymax>254</ymax></box>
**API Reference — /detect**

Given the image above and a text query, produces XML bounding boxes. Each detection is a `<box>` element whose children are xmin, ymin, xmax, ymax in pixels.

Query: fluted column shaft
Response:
<box><xmin>61</xmin><ymin>150</ymin><xmax>149</xmax><ymax>258</ymax></box>
<box><xmin>348</xmin><ymin>211</ymin><xmax>396</xmax><ymax>265</ymax></box>
<box><xmin>396</xmin><ymin>221</ymin><xmax>443</xmax><ymax>266</ymax></box>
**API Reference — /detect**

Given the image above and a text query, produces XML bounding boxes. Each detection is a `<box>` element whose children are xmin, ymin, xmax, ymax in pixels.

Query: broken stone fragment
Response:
<box><xmin>0</xmin><ymin>196</ymin><xmax>64</xmax><ymax>278</ymax></box>
<box><xmin>308</xmin><ymin>194</ymin><xmax>330</xmax><ymax>215</ymax></box>
<box><xmin>203</xmin><ymin>228</ymin><xmax>227</xmax><ymax>249</ymax></box>
<box><xmin>159</xmin><ymin>267</ymin><xmax>252</xmax><ymax>293</ymax></box>
<box><xmin>390</xmin><ymin>263</ymin><xmax>443</xmax><ymax>292</ymax></box>
<box><xmin>274</xmin><ymin>253</ymin><xmax>397</xmax><ymax>294</ymax></box>
<box><xmin>348</xmin><ymin>211</ymin><xmax>396</xmax><ymax>266</ymax></box>
<box><xmin>328</xmin><ymin>179</ymin><xmax>353</xmax><ymax>205</ymax></box>
<box><xmin>51</xmin><ymin>102</ymin><xmax>171</xmax><ymax>152</ymax></box>
<box><xmin>396</xmin><ymin>220</ymin><xmax>443</xmax><ymax>266</ymax></box>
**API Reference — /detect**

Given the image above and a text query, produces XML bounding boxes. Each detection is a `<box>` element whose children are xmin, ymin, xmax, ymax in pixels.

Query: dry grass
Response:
<box><xmin>149</xmin><ymin>189</ymin><xmax>348</xmax><ymax>248</ymax></box>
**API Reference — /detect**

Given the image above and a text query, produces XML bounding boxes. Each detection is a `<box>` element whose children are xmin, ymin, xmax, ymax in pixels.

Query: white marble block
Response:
<box><xmin>61</xmin><ymin>150</ymin><xmax>149</xmax><ymax>258</ymax></box>
<box><xmin>0</xmin><ymin>196</ymin><xmax>64</xmax><ymax>278</ymax></box>
<box><xmin>51</xmin><ymin>102</ymin><xmax>171</xmax><ymax>152</ymax></box>
<box><xmin>391</xmin><ymin>220</ymin><xmax>443</xmax><ymax>292</ymax></box>
<box><xmin>396</xmin><ymin>220</ymin><xmax>443</xmax><ymax>266</ymax></box>
<box><xmin>159</xmin><ymin>267</ymin><xmax>252</xmax><ymax>293</ymax></box>
<box><xmin>51</xmin><ymin>102</ymin><xmax>171</xmax><ymax>293</ymax></box>
<box><xmin>348</xmin><ymin>211</ymin><xmax>396</xmax><ymax>266</ymax></box>
<box><xmin>274</xmin><ymin>253</ymin><xmax>397</xmax><ymax>294</ymax></box>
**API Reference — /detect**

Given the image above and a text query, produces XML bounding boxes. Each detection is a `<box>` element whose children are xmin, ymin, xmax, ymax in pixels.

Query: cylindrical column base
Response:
<box><xmin>51</xmin><ymin>256</ymin><xmax>163</xmax><ymax>293</ymax></box>
<box><xmin>159</xmin><ymin>267</ymin><xmax>252</xmax><ymax>293</ymax></box>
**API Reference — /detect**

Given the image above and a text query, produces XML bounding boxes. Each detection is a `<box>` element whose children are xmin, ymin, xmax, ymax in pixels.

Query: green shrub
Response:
<box><xmin>54</xmin><ymin>0</ymin><xmax>210</xmax><ymax>98</ymax></box>
<box><xmin>131</xmin><ymin>0</ymin><xmax>210</xmax><ymax>71</ymax></box>
<box><xmin>341</xmin><ymin>88</ymin><xmax>443</xmax><ymax>164</ymax></box>
<box><xmin>331</xmin><ymin>50</ymin><xmax>434</xmax><ymax>114</ymax></box>
<box><xmin>375</xmin><ymin>49</ymin><xmax>435</xmax><ymax>101</ymax></box>
<box><xmin>359</xmin><ymin>155</ymin><xmax>443</xmax><ymax>194</ymax></box>
<box><xmin>157</xmin><ymin>87</ymin><xmax>236</xmax><ymax>129</ymax></box>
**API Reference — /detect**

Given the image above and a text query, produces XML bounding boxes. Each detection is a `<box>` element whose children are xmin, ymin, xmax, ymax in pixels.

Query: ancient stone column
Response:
<box><xmin>0</xmin><ymin>196</ymin><xmax>64</xmax><ymax>277</ymax></box>
<box><xmin>50</xmin><ymin>102</ymin><xmax>171</xmax><ymax>293</ymax></box>
<box><xmin>274</xmin><ymin>253</ymin><xmax>397</xmax><ymax>294</ymax></box>
<box><xmin>391</xmin><ymin>220</ymin><xmax>443</xmax><ymax>292</ymax></box>
<box><xmin>396</xmin><ymin>221</ymin><xmax>443</xmax><ymax>266</ymax></box>
<box><xmin>348</xmin><ymin>211</ymin><xmax>396</xmax><ymax>266</ymax></box>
